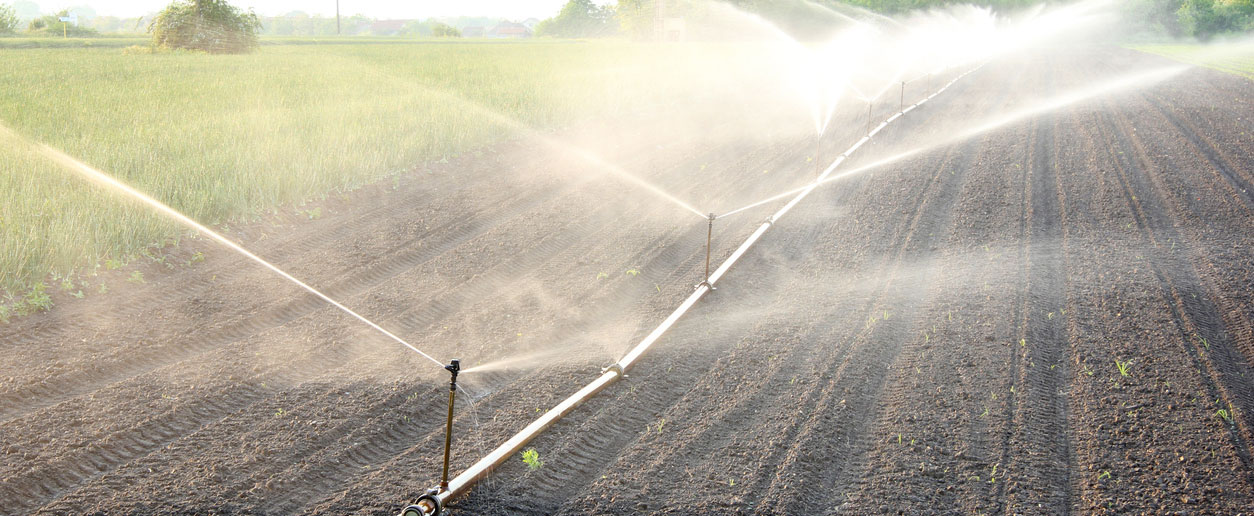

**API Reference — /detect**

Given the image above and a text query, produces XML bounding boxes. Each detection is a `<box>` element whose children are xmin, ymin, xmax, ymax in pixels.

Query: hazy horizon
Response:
<box><xmin>12</xmin><ymin>0</ymin><xmax>615</xmax><ymax>20</ymax></box>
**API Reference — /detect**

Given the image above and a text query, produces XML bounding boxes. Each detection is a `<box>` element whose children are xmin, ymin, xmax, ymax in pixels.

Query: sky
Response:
<box><xmin>20</xmin><ymin>0</ymin><xmax>608</xmax><ymax>19</ymax></box>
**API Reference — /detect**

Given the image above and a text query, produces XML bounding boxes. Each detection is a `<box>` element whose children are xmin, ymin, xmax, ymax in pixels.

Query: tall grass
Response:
<box><xmin>0</xmin><ymin>41</ymin><xmax>700</xmax><ymax>301</ymax></box>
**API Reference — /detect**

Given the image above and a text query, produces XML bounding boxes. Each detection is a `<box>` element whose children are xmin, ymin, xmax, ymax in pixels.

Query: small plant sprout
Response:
<box><xmin>625</xmin><ymin>268</ymin><xmax>640</xmax><ymax>277</ymax></box>
<box><xmin>1115</xmin><ymin>359</ymin><xmax>1132</xmax><ymax>377</ymax></box>
<box><xmin>128</xmin><ymin>271</ymin><xmax>146</xmax><ymax>284</ymax></box>
<box><xmin>1019</xmin><ymin>338</ymin><xmax>1026</xmax><ymax>348</ymax></box>
<box><xmin>190</xmin><ymin>251</ymin><xmax>205</xmax><ymax>264</ymax></box>
<box><xmin>656</xmin><ymin>418</ymin><xmax>666</xmax><ymax>433</ymax></box>
<box><xmin>522</xmin><ymin>447</ymin><xmax>543</xmax><ymax>470</ymax></box>
<box><xmin>1217</xmin><ymin>408</ymin><xmax>1233</xmax><ymax>423</ymax></box>
<box><xmin>1098</xmin><ymin>470</ymin><xmax>1111</xmax><ymax>481</ymax></box>
<box><xmin>274</xmin><ymin>408</ymin><xmax>287</xmax><ymax>417</ymax></box>
<box><xmin>596</xmin><ymin>271</ymin><xmax>608</xmax><ymax>280</ymax></box>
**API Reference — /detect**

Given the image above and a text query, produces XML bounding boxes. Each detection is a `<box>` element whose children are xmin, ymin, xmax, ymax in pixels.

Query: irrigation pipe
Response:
<box><xmin>405</xmin><ymin>64</ymin><xmax>983</xmax><ymax>516</ymax></box>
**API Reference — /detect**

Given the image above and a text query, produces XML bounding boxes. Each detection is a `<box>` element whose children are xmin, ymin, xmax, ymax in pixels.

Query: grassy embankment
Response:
<box><xmin>0</xmin><ymin>40</ymin><xmax>706</xmax><ymax>320</ymax></box>
<box><xmin>1131</xmin><ymin>43</ymin><xmax>1254</xmax><ymax>80</ymax></box>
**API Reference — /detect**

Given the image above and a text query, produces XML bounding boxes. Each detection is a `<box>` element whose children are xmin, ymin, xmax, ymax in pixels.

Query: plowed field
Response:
<box><xmin>3</xmin><ymin>46</ymin><xmax>1253</xmax><ymax>515</ymax></box>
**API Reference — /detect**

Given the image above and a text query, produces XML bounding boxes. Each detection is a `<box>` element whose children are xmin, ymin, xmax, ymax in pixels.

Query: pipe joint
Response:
<box><xmin>602</xmin><ymin>363</ymin><xmax>626</xmax><ymax>378</ymax></box>
<box><xmin>400</xmin><ymin>489</ymin><xmax>442</xmax><ymax>516</ymax></box>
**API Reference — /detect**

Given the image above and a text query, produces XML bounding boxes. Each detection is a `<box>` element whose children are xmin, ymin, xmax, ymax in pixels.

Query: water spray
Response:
<box><xmin>0</xmin><ymin>132</ymin><xmax>449</xmax><ymax>370</ymax></box>
<box><xmin>866</xmin><ymin>101</ymin><xmax>873</xmax><ymax>136</ymax></box>
<box><xmin>394</xmin><ymin>61</ymin><xmax>984</xmax><ymax>516</ymax></box>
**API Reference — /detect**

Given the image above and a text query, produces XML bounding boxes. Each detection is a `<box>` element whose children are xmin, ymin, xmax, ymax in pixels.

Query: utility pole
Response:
<box><xmin>336</xmin><ymin>0</ymin><xmax>340</xmax><ymax>35</ymax></box>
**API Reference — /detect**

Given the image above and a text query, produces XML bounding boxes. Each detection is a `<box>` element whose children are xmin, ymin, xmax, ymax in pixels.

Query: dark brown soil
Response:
<box><xmin>2</xmin><ymin>46</ymin><xmax>1253</xmax><ymax>515</ymax></box>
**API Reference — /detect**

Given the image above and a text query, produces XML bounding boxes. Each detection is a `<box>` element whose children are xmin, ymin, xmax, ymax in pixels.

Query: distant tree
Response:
<box><xmin>0</xmin><ymin>3</ymin><xmax>19</xmax><ymax>35</ymax></box>
<box><xmin>431</xmin><ymin>21</ymin><xmax>460</xmax><ymax>37</ymax></box>
<box><xmin>616</xmin><ymin>0</ymin><xmax>653</xmax><ymax>39</ymax></box>
<box><xmin>149</xmin><ymin>0</ymin><xmax>261</xmax><ymax>54</ymax></box>
<box><xmin>1175</xmin><ymin>0</ymin><xmax>1254</xmax><ymax>38</ymax></box>
<box><xmin>536</xmin><ymin>0</ymin><xmax>615</xmax><ymax>38</ymax></box>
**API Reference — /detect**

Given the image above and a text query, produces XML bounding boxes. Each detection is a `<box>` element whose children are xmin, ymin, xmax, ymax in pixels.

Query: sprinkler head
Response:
<box><xmin>445</xmin><ymin>359</ymin><xmax>460</xmax><ymax>378</ymax></box>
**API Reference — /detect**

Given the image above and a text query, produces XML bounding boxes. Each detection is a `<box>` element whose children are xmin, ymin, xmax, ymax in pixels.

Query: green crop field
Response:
<box><xmin>0</xmin><ymin>40</ymin><xmax>714</xmax><ymax>315</ymax></box>
<box><xmin>1131</xmin><ymin>43</ymin><xmax>1254</xmax><ymax>80</ymax></box>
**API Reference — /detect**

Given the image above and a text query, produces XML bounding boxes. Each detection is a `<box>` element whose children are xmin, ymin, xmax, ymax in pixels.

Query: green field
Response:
<box><xmin>1131</xmin><ymin>43</ymin><xmax>1254</xmax><ymax>80</ymax></box>
<box><xmin>0</xmin><ymin>40</ymin><xmax>708</xmax><ymax>313</ymax></box>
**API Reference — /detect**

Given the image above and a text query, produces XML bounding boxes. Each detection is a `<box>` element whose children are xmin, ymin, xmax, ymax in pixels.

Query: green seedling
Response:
<box><xmin>128</xmin><ymin>271</ymin><xmax>145</xmax><ymax>284</ymax></box>
<box><xmin>190</xmin><ymin>251</ymin><xmax>205</xmax><ymax>264</ymax></box>
<box><xmin>274</xmin><ymin>408</ymin><xmax>287</xmax><ymax>417</ymax></box>
<box><xmin>596</xmin><ymin>272</ymin><xmax>608</xmax><ymax>280</ymax></box>
<box><xmin>522</xmin><ymin>447</ymin><xmax>543</xmax><ymax>470</ymax></box>
<box><xmin>1098</xmin><ymin>470</ymin><xmax>1111</xmax><ymax>481</ymax></box>
<box><xmin>625</xmin><ymin>268</ymin><xmax>640</xmax><ymax>277</ymax></box>
<box><xmin>24</xmin><ymin>283</ymin><xmax>52</xmax><ymax>312</ymax></box>
<box><xmin>1217</xmin><ymin>408</ymin><xmax>1233</xmax><ymax>423</ymax></box>
<box><xmin>1115</xmin><ymin>359</ymin><xmax>1132</xmax><ymax>377</ymax></box>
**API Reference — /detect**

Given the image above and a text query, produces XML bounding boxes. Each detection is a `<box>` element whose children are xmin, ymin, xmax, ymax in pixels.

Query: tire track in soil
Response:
<box><xmin>0</xmin><ymin>320</ymin><xmax>372</xmax><ymax>515</ymax></box>
<box><xmin>0</xmin><ymin>160</ymin><xmax>508</xmax><ymax>355</ymax></box>
<box><xmin>1095</xmin><ymin>101</ymin><xmax>1254</xmax><ymax>474</ymax></box>
<box><xmin>1140</xmin><ymin>93</ymin><xmax>1254</xmax><ymax>211</ymax></box>
<box><xmin>999</xmin><ymin>110</ymin><xmax>1075</xmax><ymax>514</ymax></box>
<box><xmin>752</xmin><ymin>122</ymin><xmax>989</xmax><ymax>516</ymax></box>
<box><xmin>0</xmin><ymin>178</ymin><xmax>574</xmax><ymax>425</ymax></box>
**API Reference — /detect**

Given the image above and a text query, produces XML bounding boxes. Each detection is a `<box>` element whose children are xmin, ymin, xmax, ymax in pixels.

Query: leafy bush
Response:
<box><xmin>149</xmin><ymin>0</ymin><xmax>261</xmax><ymax>54</ymax></box>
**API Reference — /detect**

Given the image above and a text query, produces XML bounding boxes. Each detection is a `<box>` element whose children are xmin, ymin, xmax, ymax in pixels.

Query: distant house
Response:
<box><xmin>461</xmin><ymin>26</ymin><xmax>485</xmax><ymax>38</ymax></box>
<box><xmin>488</xmin><ymin>21</ymin><xmax>531</xmax><ymax>39</ymax></box>
<box><xmin>370</xmin><ymin>19</ymin><xmax>408</xmax><ymax>36</ymax></box>
<box><xmin>521</xmin><ymin>18</ymin><xmax>540</xmax><ymax>30</ymax></box>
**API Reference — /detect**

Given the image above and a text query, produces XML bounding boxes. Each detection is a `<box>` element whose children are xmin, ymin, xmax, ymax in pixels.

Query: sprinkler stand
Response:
<box><xmin>699</xmin><ymin>213</ymin><xmax>716</xmax><ymax>290</ymax></box>
<box><xmin>440</xmin><ymin>359</ymin><xmax>460</xmax><ymax>491</ymax></box>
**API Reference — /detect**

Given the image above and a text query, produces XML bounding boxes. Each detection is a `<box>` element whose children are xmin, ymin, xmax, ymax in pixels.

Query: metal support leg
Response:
<box><xmin>698</xmin><ymin>213</ymin><xmax>715</xmax><ymax>290</ymax></box>
<box><xmin>440</xmin><ymin>359</ymin><xmax>460</xmax><ymax>492</ymax></box>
